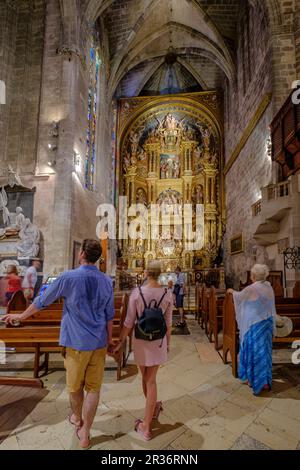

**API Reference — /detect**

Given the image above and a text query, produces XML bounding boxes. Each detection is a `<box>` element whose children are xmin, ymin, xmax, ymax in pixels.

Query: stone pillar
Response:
<box><xmin>48</xmin><ymin>56</ymin><xmax>79</xmax><ymax>272</ymax></box>
<box><xmin>35</xmin><ymin>0</ymin><xmax>81</xmax><ymax>274</ymax></box>
<box><xmin>295</xmin><ymin>2</ymin><xmax>300</xmax><ymax>76</ymax></box>
<box><xmin>270</xmin><ymin>22</ymin><xmax>297</xmax><ymax>112</ymax></box>
<box><xmin>0</xmin><ymin>1</ymin><xmax>17</xmax><ymax>163</ymax></box>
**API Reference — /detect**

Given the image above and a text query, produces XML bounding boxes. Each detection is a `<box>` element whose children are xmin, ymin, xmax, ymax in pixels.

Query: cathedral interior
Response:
<box><xmin>0</xmin><ymin>0</ymin><xmax>300</xmax><ymax>452</ymax></box>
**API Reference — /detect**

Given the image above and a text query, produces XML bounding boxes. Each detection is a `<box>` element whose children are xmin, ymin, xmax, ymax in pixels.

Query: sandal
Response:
<box><xmin>153</xmin><ymin>401</ymin><xmax>163</xmax><ymax>420</ymax></box>
<box><xmin>76</xmin><ymin>428</ymin><xmax>91</xmax><ymax>450</ymax></box>
<box><xmin>134</xmin><ymin>419</ymin><xmax>152</xmax><ymax>441</ymax></box>
<box><xmin>68</xmin><ymin>412</ymin><xmax>82</xmax><ymax>429</ymax></box>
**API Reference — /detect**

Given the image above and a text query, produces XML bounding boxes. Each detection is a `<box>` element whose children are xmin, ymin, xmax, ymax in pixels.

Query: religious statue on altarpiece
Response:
<box><xmin>192</xmin><ymin>184</ymin><xmax>204</xmax><ymax>205</ymax></box>
<box><xmin>136</xmin><ymin>188</ymin><xmax>147</xmax><ymax>206</ymax></box>
<box><xmin>160</xmin><ymin>155</ymin><xmax>180</xmax><ymax>179</ymax></box>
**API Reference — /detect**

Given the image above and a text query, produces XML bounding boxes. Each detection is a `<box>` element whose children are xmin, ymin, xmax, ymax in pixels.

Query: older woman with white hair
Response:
<box><xmin>227</xmin><ymin>264</ymin><xmax>277</xmax><ymax>395</ymax></box>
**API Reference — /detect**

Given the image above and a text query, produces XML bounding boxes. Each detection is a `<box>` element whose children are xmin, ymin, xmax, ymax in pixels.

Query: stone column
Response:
<box><xmin>295</xmin><ymin>3</ymin><xmax>300</xmax><ymax>76</ymax></box>
<box><xmin>49</xmin><ymin>56</ymin><xmax>80</xmax><ymax>272</ymax></box>
<box><xmin>35</xmin><ymin>0</ymin><xmax>81</xmax><ymax>274</ymax></box>
<box><xmin>270</xmin><ymin>21</ymin><xmax>297</xmax><ymax>112</ymax></box>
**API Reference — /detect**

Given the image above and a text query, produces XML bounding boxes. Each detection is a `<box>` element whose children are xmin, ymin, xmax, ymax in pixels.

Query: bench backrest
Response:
<box><xmin>294</xmin><ymin>282</ymin><xmax>300</xmax><ymax>298</ymax></box>
<box><xmin>7</xmin><ymin>291</ymin><xmax>27</xmax><ymax>313</ymax></box>
<box><xmin>223</xmin><ymin>293</ymin><xmax>237</xmax><ymax>338</ymax></box>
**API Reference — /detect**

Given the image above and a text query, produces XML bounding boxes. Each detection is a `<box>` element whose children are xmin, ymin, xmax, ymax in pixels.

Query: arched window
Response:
<box><xmin>85</xmin><ymin>35</ymin><xmax>101</xmax><ymax>190</ymax></box>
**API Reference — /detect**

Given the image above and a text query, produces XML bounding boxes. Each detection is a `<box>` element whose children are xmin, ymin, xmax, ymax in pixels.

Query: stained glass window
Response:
<box><xmin>85</xmin><ymin>38</ymin><xmax>100</xmax><ymax>190</ymax></box>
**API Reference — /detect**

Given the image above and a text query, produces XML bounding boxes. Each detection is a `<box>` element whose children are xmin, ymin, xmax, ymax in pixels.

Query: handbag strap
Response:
<box><xmin>138</xmin><ymin>287</ymin><xmax>167</xmax><ymax>310</ymax></box>
<box><xmin>157</xmin><ymin>288</ymin><xmax>168</xmax><ymax>308</ymax></box>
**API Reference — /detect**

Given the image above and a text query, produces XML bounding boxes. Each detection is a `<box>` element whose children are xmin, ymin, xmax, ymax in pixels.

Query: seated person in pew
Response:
<box><xmin>3</xmin><ymin>239</ymin><xmax>114</xmax><ymax>450</ymax></box>
<box><xmin>227</xmin><ymin>264</ymin><xmax>277</xmax><ymax>396</ymax></box>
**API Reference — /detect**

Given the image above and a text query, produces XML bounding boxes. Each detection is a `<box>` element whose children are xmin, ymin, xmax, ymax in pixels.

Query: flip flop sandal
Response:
<box><xmin>68</xmin><ymin>413</ymin><xmax>82</xmax><ymax>429</ymax></box>
<box><xmin>153</xmin><ymin>401</ymin><xmax>163</xmax><ymax>420</ymax></box>
<box><xmin>76</xmin><ymin>428</ymin><xmax>91</xmax><ymax>450</ymax></box>
<box><xmin>134</xmin><ymin>419</ymin><xmax>152</xmax><ymax>441</ymax></box>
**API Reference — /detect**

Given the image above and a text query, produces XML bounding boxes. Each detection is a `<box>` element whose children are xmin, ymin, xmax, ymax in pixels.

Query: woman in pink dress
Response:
<box><xmin>113</xmin><ymin>261</ymin><xmax>173</xmax><ymax>441</ymax></box>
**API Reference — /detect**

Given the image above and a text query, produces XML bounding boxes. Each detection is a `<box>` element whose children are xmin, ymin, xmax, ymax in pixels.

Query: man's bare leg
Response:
<box><xmin>69</xmin><ymin>389</ymin><xmax>84</xmax><ymax>427</ymax></box>
<box><xmin>77</xmin><ymin>391</ymin><xmax>100</xmax><ymax>448</ymax></box>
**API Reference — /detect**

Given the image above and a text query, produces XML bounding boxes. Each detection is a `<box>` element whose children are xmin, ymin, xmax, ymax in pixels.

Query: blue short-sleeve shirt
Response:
<box><xmin>33</xmin><ymin>265</ymin><xmax>114</xmax><ymax>351</ymax></box>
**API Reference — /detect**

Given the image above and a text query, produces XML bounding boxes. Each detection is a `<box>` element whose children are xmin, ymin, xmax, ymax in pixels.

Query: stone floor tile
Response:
<box><xmin>231</xmin><ymin>433</ymin><xmax>271</xmax><ymax>450</ymax></box>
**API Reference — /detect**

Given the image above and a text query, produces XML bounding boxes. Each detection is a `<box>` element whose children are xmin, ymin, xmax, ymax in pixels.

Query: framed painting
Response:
<box><xmin>230</xmin><ymin>234</ymin><xmax>244</xmax><ymax>255</ymax></box>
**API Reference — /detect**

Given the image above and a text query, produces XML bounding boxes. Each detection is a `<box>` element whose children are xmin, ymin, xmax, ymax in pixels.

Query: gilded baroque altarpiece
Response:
<box><xmin>116</xmin><ymin>91</ymin><xmax>225</xmax><ymax>273</ymax></box>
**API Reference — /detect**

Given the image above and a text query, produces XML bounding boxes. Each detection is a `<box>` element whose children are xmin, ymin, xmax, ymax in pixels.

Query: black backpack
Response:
<box><xmin>135</xmin><ymin>287</ymin><xmax>168</xmax><ymax>344</ymax></box>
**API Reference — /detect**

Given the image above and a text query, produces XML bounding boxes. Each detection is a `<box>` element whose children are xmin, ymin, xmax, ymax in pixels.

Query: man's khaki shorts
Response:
<box><xmin>63</xmin><ymin>347</ymin><xmax>106</xmax><ymax>393</ymax></box>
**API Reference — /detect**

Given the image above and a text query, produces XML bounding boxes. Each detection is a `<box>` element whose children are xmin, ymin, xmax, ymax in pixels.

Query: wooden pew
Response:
<box><xmin>195</xmin><ymin>283</ymin><xmax>203</xmax><ymax>324</ymax></box>
<box><xmin>294</xmin><ymin>282</ymin><xmax>300</xmax><ymax>298</ymax></box>
<box><xmin>200</xmin><ymin>286</ymin><xmax>209</xmax><ymax>333</ymax></box>
<box><xmin>222</xmin><ymin>293</ymin><xmax>238</xmax><ymax>377</ymax></box>
<box><xmin>0</xmin><ymin>325</ymin><xmax>60</xmax><ymax>378</ymax></box>
<box><xmin>0</xmin><ymin>376</ymin><xmax>44</xmax><ymax>388</ymax></box>
<box><xmin>208</xmin><ymin>287</ymin><xmax>224</xmax><ymax>350</ymax></box>
<box><xmin>1</xmin><ymin>292</ymin><xmax>129</xmax><ymax>381</ymax></box>
<box><xmin>7</xmin><ymin>290</ymin><xmax>27</xmax><ymax>313</ymax></box>
<box><xmin>195</xmin><ymin>283</ymin><xmax>200</xmax><ymax>322</ymax></box>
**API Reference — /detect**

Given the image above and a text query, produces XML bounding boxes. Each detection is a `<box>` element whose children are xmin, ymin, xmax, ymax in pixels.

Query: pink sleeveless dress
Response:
<box><xmin>124</xmin><ymin>286</ymin><xmax>173</xmax><ymax>367</ymax></box>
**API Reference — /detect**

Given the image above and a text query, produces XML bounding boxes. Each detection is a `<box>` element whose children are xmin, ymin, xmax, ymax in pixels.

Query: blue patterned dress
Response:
<box><xmin>233</xmin><ymin>282</ymin><xmax>277</xmax><ymax>395</ymax></box>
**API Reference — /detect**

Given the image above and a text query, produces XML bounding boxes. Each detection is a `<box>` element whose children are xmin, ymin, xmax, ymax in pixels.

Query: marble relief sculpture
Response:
<box><xmin>0</xmin><ymin>186</ymin><xmax>11</xmax><ymax>227</ymax></box>
<box><xmin>17</xmin><ymin>218</ymin><xmax>40</xmax><ymax>258</ymax></box>
<box><xmin>15</xmin><ymin>207</ymin><xmax>26</xmax><ymax>230</ymax></box>
<box><xmin>7</xmin><ymin>165</ymin><xmax>24</xmax><ymax>188</ymax></box>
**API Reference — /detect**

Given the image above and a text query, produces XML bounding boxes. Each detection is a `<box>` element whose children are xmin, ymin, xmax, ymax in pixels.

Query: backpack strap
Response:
<box><xmin>157</xmin><ymin>288</ymin><xmax>168</xmax><ymax>308</ymax></box>
<box><xmin>138</xmin><ymin>286</ymin><xmax>148</xmax><ymax>309</ymax></box>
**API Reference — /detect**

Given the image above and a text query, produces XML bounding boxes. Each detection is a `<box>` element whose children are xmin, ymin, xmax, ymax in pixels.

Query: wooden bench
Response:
<box><xmin>208</xmin><ymin>287</ymin><xmax>225</xmax><ymax>351</ymax></box>
<box><xmin>0</xmin><ymin>325</ymin><xmax>60</xmax><ymax>378</ymax></box>
<box><xmin>0</xmin><ymin>376</ymin><xmax>44</xmax><ymax>388</ymax></box>
<box><xmin>200</xmin><ymin>286</ymin><xmax>210</xmax><ymax>334</ymax></box>
<box><xmin>1</xmin><ymin>291</ymin><xmax>129</xmax><ymax>381</ymax></box>
<box><xmin>222</xmin><ymin>293</ymin><xmax>239</xmax><ymax>377</ymax></box>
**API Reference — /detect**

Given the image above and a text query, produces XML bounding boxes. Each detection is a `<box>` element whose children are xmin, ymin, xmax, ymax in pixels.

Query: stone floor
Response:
<box><xmin>1</xmin><ymin>318</ymin><xmax>300</xmax><ymax>450</ymax></box>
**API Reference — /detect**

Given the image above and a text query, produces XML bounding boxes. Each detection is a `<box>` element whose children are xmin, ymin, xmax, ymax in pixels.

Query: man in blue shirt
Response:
<box><xmin>4</xmin><ymin>239</ymin><xmax>114</xmax><ymax>450</ymax></box>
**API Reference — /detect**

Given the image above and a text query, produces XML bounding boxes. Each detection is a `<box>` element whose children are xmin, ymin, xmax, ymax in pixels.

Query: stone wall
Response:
<box><xmin>0</xmin><ymin>0</ymin><xmax>114</xmax><ymax>276</ymax></box>
<box><xmin>0</xmin><ymin>0</ymin><xmax>46</xmax><ymax>172</ymax></box>
<box><xmin>224</xmin><ymin>0</ymin><xmax>299</xmax><ymax>288</ymax></box>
